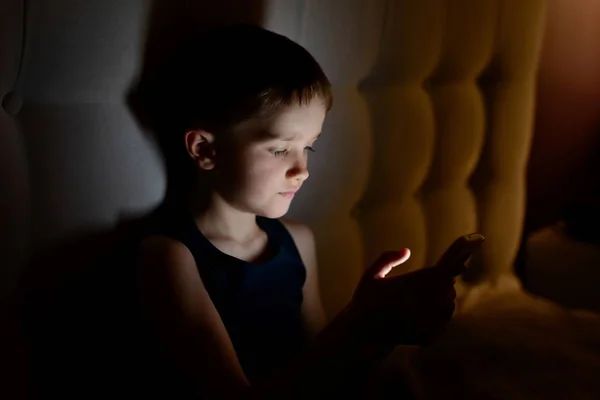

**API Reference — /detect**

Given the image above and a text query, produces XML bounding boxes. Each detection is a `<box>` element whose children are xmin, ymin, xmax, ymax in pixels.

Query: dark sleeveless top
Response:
<box><xmin>20</xmin><ymin>206</ymin><xmax>307</xmax><ymax>399</ymax></box>
<box><xmin>138</xmin><ymin>207</ymin><xmax>308</xmax><ymax>388</ymax></box>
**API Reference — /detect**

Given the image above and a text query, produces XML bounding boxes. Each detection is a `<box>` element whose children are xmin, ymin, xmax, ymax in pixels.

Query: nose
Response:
<box><xmin>287</xmin><ymin>153</ymin><xmax>309</xmax><ymax>183</ymax></box>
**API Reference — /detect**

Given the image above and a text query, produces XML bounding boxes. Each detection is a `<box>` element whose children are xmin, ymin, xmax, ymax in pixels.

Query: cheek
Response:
<box><xmin>247</xmin><ymin>162</ymin><xmax>280</xmax><ymax>188</ymax></box>
<box><xmin>235</xmin><ymin>154</ymin><xmax>280</xmax><ymax>190</ymax></box>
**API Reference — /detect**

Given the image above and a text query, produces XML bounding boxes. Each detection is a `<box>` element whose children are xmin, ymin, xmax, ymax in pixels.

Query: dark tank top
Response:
<box><xmin>20</xmin><ymin>206</ymin><xmax>307</xmax><ymax>399</ymax></box>
<box><xmin>140</xmin><ymin>207</ymin><xmax>308</xmax><ymax>386</ymax></box>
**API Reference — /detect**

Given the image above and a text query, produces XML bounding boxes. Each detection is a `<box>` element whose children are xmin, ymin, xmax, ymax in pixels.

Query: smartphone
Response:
<box><xmin>432</xmin><ymin>233</ymin><xmax>485</xmax><ymax>276</ymax></box>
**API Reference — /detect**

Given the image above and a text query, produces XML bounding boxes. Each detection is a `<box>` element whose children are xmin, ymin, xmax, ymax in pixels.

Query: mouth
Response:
<box><xmin>279</xmin><ymin>190</ymin><xmax>298</xmax><ymax>199</ymax></box>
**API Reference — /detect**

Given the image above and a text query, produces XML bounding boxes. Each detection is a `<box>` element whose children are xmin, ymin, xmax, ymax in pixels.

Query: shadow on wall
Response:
<box><xmin>127</xmin><ymin>0</ymin><xmax>267</xmax><ymax>203</ymax></box>
<box><xmin>4</xmin><ymin>1</ymin><xmax>265</xmax><ymax>398</ymax></box>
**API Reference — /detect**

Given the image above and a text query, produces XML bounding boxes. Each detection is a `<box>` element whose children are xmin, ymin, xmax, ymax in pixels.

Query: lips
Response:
<box><xmin>279</xmin><ymin>188</ymin><xmax>299</xmax><ymax>199</ymax></box>
<box><xmin>279</xmin><ymin>191</ymin><xmax>297</xmax><ymax>198</ymax></box>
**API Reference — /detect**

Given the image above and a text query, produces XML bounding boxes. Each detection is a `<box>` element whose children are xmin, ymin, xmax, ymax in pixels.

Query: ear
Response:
<box><xmin>184</xmin><ymin>129</ymin><xmax>216</xmax><ymax>170</ymax></box>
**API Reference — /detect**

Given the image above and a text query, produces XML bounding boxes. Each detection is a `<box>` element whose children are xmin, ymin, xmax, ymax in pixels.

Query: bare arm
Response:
<box><xmin>137</xmin><ymin>236</ymin><xmax>249</xmax><ymax>397</ymax></box>
<box><xmin>281</xmin><ymin>220</ymin><xmax>327</xmax><ymax>337</ymax></box>
<box><xmin>136</xmin><ymin>235</ymin><xmax>394</xmax><ymax>399</ymax></box>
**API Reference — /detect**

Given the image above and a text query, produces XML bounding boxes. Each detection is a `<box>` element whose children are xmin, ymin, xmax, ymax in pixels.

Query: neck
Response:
<box><xmin>182</xmin><ymin>183</ymin><xmax>261</xmax><ymax>243</ymax></box>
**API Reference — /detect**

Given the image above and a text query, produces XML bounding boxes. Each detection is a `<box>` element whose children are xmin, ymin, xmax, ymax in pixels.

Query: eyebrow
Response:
<box><xmin>258</xmin><ymin>131</ymin><xmax>321</xmax><ymax>142</ymax></box>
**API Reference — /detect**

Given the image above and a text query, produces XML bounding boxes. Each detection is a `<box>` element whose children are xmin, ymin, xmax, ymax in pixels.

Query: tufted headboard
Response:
<box><xmin>0</xmin><ymin>0</ymin><xmax>545</xmax><ymax>317</ymax></box>
<box><xmin>356</xmin><ymin>0</ymin><xmax>546</xmax><ymax>307</ymax></box>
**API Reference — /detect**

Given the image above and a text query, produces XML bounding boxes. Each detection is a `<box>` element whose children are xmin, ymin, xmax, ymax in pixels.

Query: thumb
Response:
<box><xmin>371</xmin><ymin>248</ymin><xmax>411</xmax><ymax>279</ymax></box>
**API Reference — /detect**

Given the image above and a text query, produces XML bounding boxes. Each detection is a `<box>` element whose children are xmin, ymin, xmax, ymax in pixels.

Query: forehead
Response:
<box><xmin>269</xmin><ymin>99</ymin><xmax>327</xmax><ymax>138</ymax></box>
<box><xmin>242</xmin><ymin>99</ymin><xmax>326</xmax><ymax>143</ymax></box>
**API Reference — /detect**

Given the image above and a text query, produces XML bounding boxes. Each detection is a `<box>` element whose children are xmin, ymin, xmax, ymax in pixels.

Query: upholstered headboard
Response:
<box><xmin>0</xmin><ymin>0</ymin><xmax>545</xmax><ymax>317</ymax></box>
<box><xmin>355</xmin><ymin>0</ymin><xmax>546</xmax><ymax>308</ymax></box>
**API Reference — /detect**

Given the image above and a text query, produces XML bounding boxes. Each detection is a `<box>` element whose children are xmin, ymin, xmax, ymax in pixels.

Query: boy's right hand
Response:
<box><xmin>349</xmin><ymin>248</ymin><xmax>462</xmax><ymax>346</ymax></box>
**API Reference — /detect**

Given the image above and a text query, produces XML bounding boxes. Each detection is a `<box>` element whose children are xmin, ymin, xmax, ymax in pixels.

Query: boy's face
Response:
<box><xmin>218</xmin><ymin>98</ymin><xmax>327</xmax><ymax>218</ymax></box>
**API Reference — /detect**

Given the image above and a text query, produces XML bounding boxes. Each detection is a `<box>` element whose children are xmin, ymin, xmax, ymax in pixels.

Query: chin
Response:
<box><xmin>260</xmin><ymin>208</ymin><xmax>289</xmax><ymax>219</ymax></box>
<box><xmin>256</xmin><ymin>203</ymin><xmax>291</xmax><ymax>219</ymax></box>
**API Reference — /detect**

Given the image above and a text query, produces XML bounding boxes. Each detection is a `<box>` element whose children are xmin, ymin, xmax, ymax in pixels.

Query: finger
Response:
<box><xmin>424</xmin><ymin>253</ymin><xmax>470</xmax><ymax>280</ymax></box>
<box><xmin>355</xmin><ymin>250</ymin><xmax>411</xmax><ymax>301</ymax></box>
<box><xmin>431</xmin><ymin>233</ymin><xmax>484</xmax><ymax>277</ymax></box>
<box><xmin>372</xmin><ymin>248</ymin><xmax>411</xmax><ymax>279</ymax></box>
<box><xmin>448</xmin><ymin>282</ymin><xmax>457</xmax><ymax>301</ymax></box>
<box><xmin>366</xmin><ymin>249</ymin><xmax>410</xmax><ymax>279</ymax></box>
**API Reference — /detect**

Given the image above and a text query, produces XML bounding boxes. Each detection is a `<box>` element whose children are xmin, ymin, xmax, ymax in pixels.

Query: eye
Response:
<box><xmin>305</xmin><ymin>146</ymin><xmax>316</xmax><ymax>153</ymax></box>
<box><xmin>269</xmin><ymin>148</ymin><xmax>289</xmax><ymax>157</ymax></box>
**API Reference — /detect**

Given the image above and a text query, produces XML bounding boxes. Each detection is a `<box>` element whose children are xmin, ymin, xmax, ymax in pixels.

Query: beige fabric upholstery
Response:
<box><xmin>356</xmin><ymin>0</ymin><xmax>546</xmax><ymax>304</ymax></box>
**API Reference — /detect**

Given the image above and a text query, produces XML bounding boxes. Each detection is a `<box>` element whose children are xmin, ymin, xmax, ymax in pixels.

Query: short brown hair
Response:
<box><xmin>139</xmin><ymin>24</ymin><xmax>332</xmax><ymax>151</ymax></box>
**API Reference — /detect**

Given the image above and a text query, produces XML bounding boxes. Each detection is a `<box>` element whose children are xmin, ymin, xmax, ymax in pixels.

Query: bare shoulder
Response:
<box><xmin>136</xmin><ymin>235</ymin><xmax>209</xmax><ymax>317</ymax></box>
<box><xmin>139</xmin><ymin>235</ymin><xmax>191</xmax><ymax>259</ymax></box>
<box><xmin>279</xmin><ymin>219</ymin><xmax>315</xmax><ymax>252</ymax></box>
<box><xmin>137</xmin><ymin>235</ymin><xmax>196</xmax><ymax>274</ymax></box>
<box><xmin>280</xmin><ymin>219</ymin><xmax>317</xmax><ymax>272</ymax></box>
